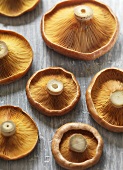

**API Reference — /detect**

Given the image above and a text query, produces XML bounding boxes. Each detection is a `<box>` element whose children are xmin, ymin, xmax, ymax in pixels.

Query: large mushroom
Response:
<box><xmin>86</xmin><ymin>67</ymin><xmax>123</xmax><ymax>132</ymax></box>
<box><xmin>52</xmin><ymin>122</ymin><xmax>103</xmax><ymax>170</ymax></box>
<box><xmin>26</xmin><ymin>67</ymin><xmax>81</xmax><ymax>116</ymax></box>
<box><xmin>0</xmin><ymin>0</ymin><xmax>40</xmax><ymax>17</ymax></box>
<box><xmin>0</xmin><ymin>105</ymin><xmax>38</xmax><ymax>160</ymax></box>
<box><xmin>0</xmin><ymin>30</ymin><xmax>33</xmax><ymax>85</ymax></box>
<box><xmin>41</xmin><ymin>0</ymin><xmax>119</xmax><ymax>60</ymax></box>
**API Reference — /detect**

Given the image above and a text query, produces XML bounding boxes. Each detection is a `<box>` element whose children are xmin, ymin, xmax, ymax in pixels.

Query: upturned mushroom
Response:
<box><xmin>0</xmin><ymin>0</ymin><xmax>40</xmax><ymax>17</ymax></box>
<box><xmin>0</xmin><ymin>105</ymin><xmax>38</xmax><ymax>160</ymax></box>
<box><xmin>52</xmin><ymin>123</ymin><xmax>103</xmax><ymax>170</ymax></box>
<box><xmin>86</xmin><ymin>67</ymin><xmax>123</xmax><ymax>132</ymax></box>
<box><xmin>41</xmin><ymin>0</ymin><xmax>119</xmax><ymax>60</ymax></box>
<box><xmin>26</xmin><ymin>67</ymin><xmax>81</xmax><ymax>116</ymax></box>
<box><xmin>0</xmin><ymin>30</ymin><xmax>33</xmax><ymax>85</ymax></box>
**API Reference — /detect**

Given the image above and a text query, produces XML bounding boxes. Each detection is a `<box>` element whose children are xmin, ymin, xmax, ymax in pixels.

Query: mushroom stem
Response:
<box><xmin>74</xmin><ymin>5</ymin><xmax>93</xmax><ymax>21</ymax></box>
<box><xmin>110</xmin><ymin>90</ymin><xmax>123</xmax><ymax>108</ymax></box>
<box><xmin>0</xmin><ymin>41</ymin><xmax>8</xmax><ymax>59</ymax></box>
<box><xmin>69</xmin><ymin>134</ymin><xmax>87</xmax><ymax>153</ymax></box>
<box><xmin>0</xmin><ymin>121</ymin><xmax>16</xmax><ymax>137</ymax></box>
<box><xmin>47</xmin><ymin>79</ymin><xmax>63</xmax><ymax>95</ymax></box>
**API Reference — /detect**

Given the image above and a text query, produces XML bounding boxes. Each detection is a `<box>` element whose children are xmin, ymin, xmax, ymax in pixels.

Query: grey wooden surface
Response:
<box><xmin>0</xmin><ymin>0</ymin><xmax>123</xmax><ymax>170</ymax></box>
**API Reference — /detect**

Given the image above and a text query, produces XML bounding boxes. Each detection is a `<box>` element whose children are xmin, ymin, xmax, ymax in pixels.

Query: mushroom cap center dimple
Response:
<box><xmin>7</xmin><ymin>124</ymin><xmax>10</xmax><ymax>128</ymax></box>
<box><xmin>81</xmin><ymin>9</ymin><xmax>86</xmax><ymax>13</ymax></box>
<box><xmin>52</xmin><ymin>83</ymin><xmax>58</xmax><ymax>89</ymax></box>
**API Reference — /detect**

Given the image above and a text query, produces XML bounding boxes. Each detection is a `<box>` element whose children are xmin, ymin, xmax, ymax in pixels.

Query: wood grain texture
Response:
<box><xmin>0</xmin><ymin>0</ymin><xmax>123</xmax><ymax>170</ymax></box>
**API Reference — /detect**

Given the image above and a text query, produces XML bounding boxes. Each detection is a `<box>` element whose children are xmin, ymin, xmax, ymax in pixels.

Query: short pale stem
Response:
<box><xmin>69</xmin><ymin>134</ymin><xmax>87</xmax><ymax>153</ymax></box>
<box><xmin>0</xmin><ymin>41</ymin><xmax>8</xmax><ymax>59</ymax></box>
<box><xmin>0</xmin><ymin>121</ymin><xmax>16</xmax><ymax>137</ymax></box>
<box><xmin>110</xmin><ymin>90</ymin><xmax>123</xmax><ymax>108</ymax></box>
<box><xmin>47</xmin><ymin>79</ymin><xmax>63</xmax><ymax>95</ymax></box>
<box><xmin>74</xmin><ymin>5</ymin><xmax>93</xmax><ymax>21</ymax></box>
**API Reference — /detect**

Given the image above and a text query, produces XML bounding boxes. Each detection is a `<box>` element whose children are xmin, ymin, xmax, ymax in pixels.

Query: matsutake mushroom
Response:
<box><xmin>86</xmin><ymin>67</ymin><xmax>123</xmax><ymax>132</ymax></box>
<box><xmin>0</xmin><ymin>30</ymin><xmax>33</xmax><ymax>85</ymax></box>
<box><xmin>26</xmin><ymin>67</ymin><xmax>81</xmax><ymax>116</ymax></box>
<box><xmin>51</xmin><ymin>122</ymin><xmax>103</xmax><ymax>170</ymax></box>
<box><xmin>0</xmin><ymin>105</ymin><xmax>38</xmax><ymax>160</ymax></box>
<box><xmin>0</xmin><ymin>0</ymin><xmax>40</xmax><ymax>17</ymax></box>
<box><xmin>41</xmin><ymin>0</ymin><xmax>119</xmax><ymax>60</ymax></box>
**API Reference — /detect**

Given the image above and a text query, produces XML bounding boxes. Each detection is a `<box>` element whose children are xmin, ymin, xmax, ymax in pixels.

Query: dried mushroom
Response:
<box><xmin>41</xmin><ymin>0</ymin><xmax>119</xmax><ymax>60</ymax></box>
<box><xmin>0</xmin><ymin>105</ymin><xmax>38</xmax><ymax>160</ymax></box>
<box><xmin>0</xmin><ymin>0</ymin><xmax>40</xmax><ymax>17</ymax></box>
<box><xmin>26</xmin><ymin>67</ymin><xmax>81</xmax><ymax>116</ymax></box>
<box><xmin>52</xmin><ymin>123</ymin><xmax>103</xmax><ymax>170</ymax></box>
<box><xmin>0</xmin><ymin>30</ymin><xmax>33</xmax><ymax>85</ymax></box>
<box><xmin>86</xmin><ymin>68</ymin><xmax>123</xmax><ymax>132</ymax></box>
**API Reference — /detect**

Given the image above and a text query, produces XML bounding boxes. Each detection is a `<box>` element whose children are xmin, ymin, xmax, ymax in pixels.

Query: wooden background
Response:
<box><xmin>0</xmin><ymin>0</ymin><xmax>123</xmax><ymax>169</ymax></box>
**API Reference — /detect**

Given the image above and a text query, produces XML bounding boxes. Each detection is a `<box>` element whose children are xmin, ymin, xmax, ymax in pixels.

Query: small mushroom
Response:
<box><xmin>0</xmin><ymin>105</ymin><xmax>38</xmax><ymax>160</ymax></box>
<box><xmin>52</xmin><ymin>123</ymin><xmax>103</xmax><ymax>170</ymax></box>
<box><xmin>0</xmin><ymin>30</ymin><xmax>33</xmax><ymax>85</ymax></box>
<box><xmin>0</xmin><ymin>0</ymin><xmax>40</xmax><ymax>17</ymax></box>
<box><xmin>26</xmin><ymin>67</ymin><xmax>81</xmax><ymax>116</ymax></box>
<box><xmin>41</xmin><ymin>0</ymin><xmax>119</xmax><ymax>60</ymax></box>
<box><xmin>86</xmin><ymin>67</ymin><xmax>123</xmax><ymax>132</ymax></box>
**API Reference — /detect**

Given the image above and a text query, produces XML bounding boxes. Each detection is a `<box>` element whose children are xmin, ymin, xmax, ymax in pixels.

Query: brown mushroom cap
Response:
<box><xmin>52</xmin><ymin>122</ymin><xmax>103</xmax><ymax>170</ymax></box>
<box><xmin>41</xmin><ymin>0</ymin><xmax>119</xmax><ymax>60</ymax></box>
<box><xmin>86</xmin><ymin>67</ymin><xmax>123</xmax><ymax>132</ymax></box>
<box><xmin>0</xmin><ymin>30</ymin><xmax>33</xmax><ymax>85</ymax></box>
<box><xmin>0</xmin><ymin>105</ymin><xmax>38</xmax><ymax>160</ymax></box>
<box><xmin>0</xmin><ymin>0</ymin><xmax>40</xmax><ymax>17</ymax></box>
<box><xmin>26</xmin><ymin>67</ymin><xmax>81</xmax><ymax>116</ymax></box>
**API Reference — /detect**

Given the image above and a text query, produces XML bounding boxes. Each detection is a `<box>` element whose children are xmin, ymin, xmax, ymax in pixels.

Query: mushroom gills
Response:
<box><xmin>44</xmin><ymin>2</ymin><xmax>117</xmax><ymax>54</ymax></box>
